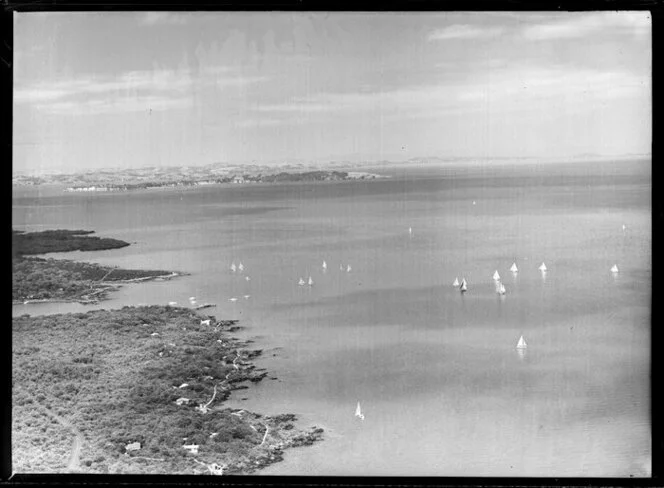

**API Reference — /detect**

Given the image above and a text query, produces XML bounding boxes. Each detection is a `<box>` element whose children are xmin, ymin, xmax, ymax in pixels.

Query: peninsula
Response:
<box><xmin>12</xmin><ymin>229</ymin><xmax>178</xmax><ymax>305</ymax></box>
<box><xmin>12</xmin><ymin>230</ymin><xmax>324</xmax><ymax>474</ymax></box>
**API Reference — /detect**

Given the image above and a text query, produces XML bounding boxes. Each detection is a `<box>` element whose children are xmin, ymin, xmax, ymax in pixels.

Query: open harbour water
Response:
<box><xmin>13</xmin><ymin>160</ymin><xmax>651</xmax><ymax>477</ymax></box>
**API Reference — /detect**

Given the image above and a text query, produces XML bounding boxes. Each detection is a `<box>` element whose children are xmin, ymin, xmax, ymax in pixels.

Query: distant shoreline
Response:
<box><xmin>13</xmin><ymin>170</ymin><xmax>389</xmax><ymax>192</ymax></box>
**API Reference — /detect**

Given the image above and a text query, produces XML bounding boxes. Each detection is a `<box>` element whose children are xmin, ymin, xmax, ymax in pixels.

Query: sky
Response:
<box><xmin>13</xmin><ymin>11</ymin><xmax>651</xmax><ymax>174</ymax></box>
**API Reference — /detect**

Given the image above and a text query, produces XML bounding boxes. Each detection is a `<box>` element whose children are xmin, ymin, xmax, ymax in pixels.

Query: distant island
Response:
<box><xmin>12</xmin><ymin>168</ymin><xmax>387</xmax><ymax>191</ymax></box>
<box><xmin>12</xmin><ymin>154</ymin><xmax>649</xmax><ymax>190</ymax></box>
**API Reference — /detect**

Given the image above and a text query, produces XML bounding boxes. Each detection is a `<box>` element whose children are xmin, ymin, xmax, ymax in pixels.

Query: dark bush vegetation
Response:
<box><xmin>12</xmin><ymin>229</ymin><xmax>130</xmax><ymax>257</ymax></box>
<box><xmin>13</xmin><ymin>306</ymin><xmax>322</xmax><ymax>475</ymax></box>
<box><xmin>13</xmin><ymin>256</ymin><xmax>173</xmax><ymax>302</ymax></box>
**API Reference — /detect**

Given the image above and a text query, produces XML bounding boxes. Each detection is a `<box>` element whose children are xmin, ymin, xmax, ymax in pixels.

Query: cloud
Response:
<box><xmin>522</xmin><ymin>12</ymin><xmax>650</xmax><ymax>40</ymax></box>
<box><xmin>138</xmin><ymin>12</ymin><xmax>189</xmax><ymax>26</ymax></box>
<box><xmin>254</xmin><ymin>102</ymin><xmax>343</xmax><ymax>113</ymax></box>
<box><xmin>248</xmin><ymin>64</ymin><xmax>649</xmax><ymax>123</ymax></box>
<box><xmin>15</xmin><ymin>66</ymin><xmax>269</xmax><ymax>115</ymax></box>
<box><xmin>428</xmin><ymin>24</ymin><xmax>504</xmax><ymax>41</ymax></box>
<box><xmin>235</xmin><ymin>118</ymin><xmax>285</xmax><ymax>129</ymax></box>
<box><xmin>37</xmin><ymin>95</ymin><xmax>193</xmax><ymax>115</ymax></box>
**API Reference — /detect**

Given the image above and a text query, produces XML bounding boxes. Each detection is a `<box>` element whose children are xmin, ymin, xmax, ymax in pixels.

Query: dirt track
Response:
<box><xmin>31</xmin><ymin>398</ymin><xmax>84</xmax><ymax>472</ymax></box>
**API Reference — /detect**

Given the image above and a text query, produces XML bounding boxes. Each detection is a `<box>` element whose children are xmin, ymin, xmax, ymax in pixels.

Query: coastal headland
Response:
<box><xmin>12</xmin><ymin>229</ymin><xmax>324</xmax><ymax>474</ymax></box>
<box><xmin>12</xmin><ymin>229</ymin><xmax>180</xmax><ymax>305</ymax></box>
<box><xmin>13</xmin><ymin>306</ymin><xmax>323</xmax><ymax>474</ymax></box>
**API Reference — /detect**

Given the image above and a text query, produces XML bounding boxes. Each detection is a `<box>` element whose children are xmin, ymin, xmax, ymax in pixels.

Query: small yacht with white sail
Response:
<box><xmin>497</xmin><ymin>282</ymin><xmax>506</xmax><ymax>295</ymax></box>
<box><xmin>230</xmin><ymin>262</ymin><xmax>237</xmax><ymax>273</ymax></box>
<box><xmin>238</xmin><ymin>262</ymin><xmax>244</xmax><ymax>272</ymax></box>
<box><xmin>346</xmin><ymin>265</ymin><xmax>352</xmax><ymax>273</ymax></box>
<box><xmin>611</xmin><ymin>264</ymin><xmax>619</xmax><ymax>273</ymax></box>
<box><xmin>452</xmin><ymin>277</ymin><xmax>460</xmax><ymax>287</ymax></box>
<box><xmin>538</xmin><ymin>262</ymin><xmax>547</xmax><ymax>272</ymax></box>
<box><xmin>510</xmin><ymin>262</ymin><xmax>518</xmax><ymax>273</ymax></box>
<box><xmin>308</xmin><ymin>276</ymin><xmax>314</xmax><ymax>286</ymax></box>
<box><xmin>322</xmin><ymin>260</ymin><xmax>327</xmax><ymax>271</ymax></box>
<box><xmin>460</xmin><ymin>279</ymin><xmax>468</xmax><ymax>293</ymax></box>
<box><xmin>516</xmin><ymin>335</ymin><xmax>527</xmax><ymax>349</ymax></box>
<box><xmin>355</xmin><ymin>402</ymin><xmax>364</xmax><ymax>420</ymax></box>
<box><xmin>298</xmin><ymin>278</ymin><xmax>306</xmax><ymax>286</ymax></box>
<box><xmin>493</xmin><ymin>270</ymin><xmax>500</xmax><ymax>281</ymax></box>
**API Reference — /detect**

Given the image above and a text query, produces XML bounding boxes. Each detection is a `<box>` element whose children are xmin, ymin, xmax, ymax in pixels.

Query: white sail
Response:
<box><xmin>238</xmin><ymin>262</ymin><xmax>244</xmax><ymax>272</ymax></box>
<box><xmin>322</xmin><ymin>260</ymin><xmax>327</xmax><ymax>270</ymax></box>
<box><xmin>452</xmin><ymin>277</ymin><xmax>460</xmax><ymax>287</ymax></box>
<box><xmin>308</xmin><ymin>276</ymin><xmax>314</xmax><ymax>285</ymax></box>
<box><xmin>622</xmin><ymin>224</ymin><xmax>627</xmax><ymax>231</ymax></box>
<box><xmin>498</xmin><ymin>283</ymin><xmax>506</xmax><ymax>295</ymax></box>
<box><xmin>538</xmin><ymin>262</ymin><xmax>547</xmax><ymax>272</ymax></box>
<box><xmin>347</xmin><ymin>265</ymin><xmax>352</xmax><ymax>272</ymax></box>
<box><xmin>298</xmin><ymin>278</ymin><xmax>305</xmax><ymax>286</ymax></box>
<box><xmin>516</xmin><ymin>335</ymin><xmax>527</xmax><ymax>349</ymax></box>
<box><xmin>409</xmin><ymin>227</ymin><xmax>412</xmax><ymax>235</ymax></box>
<box><xmin>460</xmin><ymin>279</ymin><xmax>467</xmax><ymax>292</ymax></box>
<box><xmin>510</xmin><ymin>262</ymin><xmax>518</xmax><ymax>273</ymax></box>
<box><xmin>355</xmin><ymin>402</ymin><xmax>364</xmax><ymax>420</ymax></box>
<box><xmin>610</xmin><ymin>264</ymin><xmax>619</xmax><ymax>273</ymax></box>
<box><xmin>230</xmin><ymin>262</ymin><xmax>236</xmax><ymax>272</ymax></box>
<box><xmin>493</xmin><ymin>270</ymin><xmax>500</xmax><ymax>281</ymax></box>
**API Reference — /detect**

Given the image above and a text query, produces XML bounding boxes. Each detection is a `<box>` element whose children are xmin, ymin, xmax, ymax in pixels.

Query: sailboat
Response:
<box><xmin>516</xmin><ymin>335</ymin><xmax>527</xmax><ymax>349</ymax></box>
<box><xmin>538</xmin><ymin>262</ymin><xmax>547</xmax><ymax>272</ymax></box>
<box><xmin>460</xmin><ymin>279</ymin><xmax>468</xmax><ymax>293</ymax></box>
<box><xmin>409</xmin><ymin>227</ymin><xmax>412</xmax><ymax>236</ymax></box>
<box><xmin>611</xmin><ymin>264</ymin><xmax>619</xmax><ymax>273</ymax></box>
<box><xmin>238</xmin><ymin>262</ymin><xmax>244</xmax><ymax>272</ymax></box>
<box><xmin>298</xmin><ymin>278</ymin><xmax>305</xmax><ymax>286</ymax></box>
<box><xmin>622</xmin><ymin>224</ymin><xmax>627</xmax><ymax>231</ymax></box>
<box><xmin>493</xmin><ymin>270</ymin><xmax>501</xmax><ymax>281</ymax></box>
<box><xmin>452</xmin><ymin>277</ymin><xmax>460</xmax><ymax>287</ymax></box>
<box><xmin>347</xmin><ymin>265</ymin><xmax>352</xmax><ymax>272</ymax></box>
<box><xmin>230</xmin><ymin>262</ymin><xmax>237</xmax><ymax>273</ymax></box>
<box><xmin>510</xmin><ymin>262</ymin><xmax>518</xmax><ymax>273</ymax></box>
<box><xmin>308</xmin><ymin>276</ymin><xmax>314</xmax><ymax>286</ymax></box>
<box><xmin>322</xmin><ymin>260</ymin><xmax>327</xmax><ymax>270</ymax></box>
<box><xmin>355</xmin><ymin>401</ymin><xmax>365</xmax><ymax>420</ymax></box>
<box><xmin>497</xmin><ymin>282</ymin><xmax>506</xmax><ymax>295</ymax></box>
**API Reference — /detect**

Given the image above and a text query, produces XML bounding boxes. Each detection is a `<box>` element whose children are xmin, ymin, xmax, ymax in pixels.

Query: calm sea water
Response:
<box><xmin>12</xmin><ymin>160</ymin><xmax>651</xmax><ymax>477</ymax></box>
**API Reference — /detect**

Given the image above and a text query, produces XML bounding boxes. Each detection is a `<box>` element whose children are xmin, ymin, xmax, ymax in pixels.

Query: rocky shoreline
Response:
<box><xmin>12</xmin><ymin>306</ymin><xmax>324</xmax><ymax>475</ymax></box>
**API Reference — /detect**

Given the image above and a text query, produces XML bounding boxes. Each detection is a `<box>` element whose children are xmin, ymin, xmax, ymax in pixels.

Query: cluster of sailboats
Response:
<box><xmin>296</xmin><ymin>260</ymin><xmax>352</xmax><ymax>287</ymax></box>
<box><xmin>452</xmin><ymin>260</ymin><xmax>620</xmax><ymax>295</ymax></box>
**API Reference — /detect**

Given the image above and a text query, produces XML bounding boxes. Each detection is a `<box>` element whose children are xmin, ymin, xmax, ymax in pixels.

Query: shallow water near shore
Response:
<box><xmin>13</xmin><ymin>159</ymin><xmax>651</xmax><ymax>477</ymax></box>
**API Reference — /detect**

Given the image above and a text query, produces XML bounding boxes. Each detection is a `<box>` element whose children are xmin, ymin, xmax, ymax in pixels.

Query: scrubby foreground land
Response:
<box><xmin>13</xmin><ymin>306</ymin><xmax>323</xmax><ymax>474</ymax></box>
<box><xmin>12</xmin><ymin>257</ymin><xmax>177</xmax><ymax>304</ymax></box>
